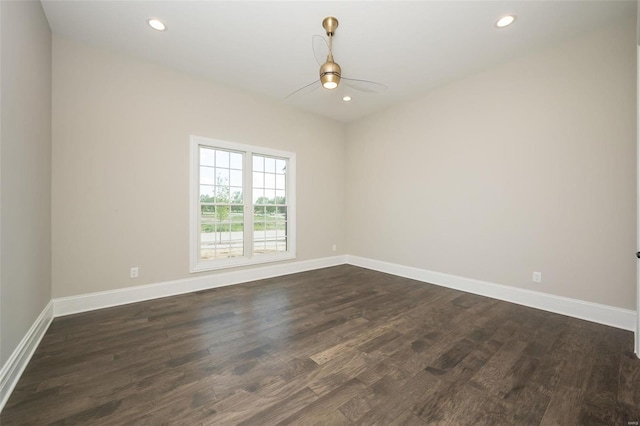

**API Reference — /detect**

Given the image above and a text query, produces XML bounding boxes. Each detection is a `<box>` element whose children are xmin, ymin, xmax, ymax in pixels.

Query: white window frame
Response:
<box><xmin>190</xmin><ymin>135</ymin><xmax>296</xmax><ymax>273</ymax></box>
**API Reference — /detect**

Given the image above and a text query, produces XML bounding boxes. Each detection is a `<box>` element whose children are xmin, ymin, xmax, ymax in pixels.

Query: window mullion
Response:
<box><xmin>244</xmin><ymin>150</ymin><xmax>253</xmax><ymax>258</ymax></box>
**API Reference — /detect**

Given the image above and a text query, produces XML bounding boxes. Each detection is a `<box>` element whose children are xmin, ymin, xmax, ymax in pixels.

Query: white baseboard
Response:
<box><xmin>0</xmin><ymin>301</ymin><xmax>53</xmax><ymax>412</ymax></box>
<box><xmin>346</xmin><ymin>255</ymin><xmax>637</xmax><ymax>332</ymax></box>
<box><xmin>54</xmin><ymin>253</ymin><xmax>636</xmax><ymax>330</ymax></box>
<box><xmin>53</xmin><ymin>255</ymin><xmax>347</xmax><ymax>317</ymax></box>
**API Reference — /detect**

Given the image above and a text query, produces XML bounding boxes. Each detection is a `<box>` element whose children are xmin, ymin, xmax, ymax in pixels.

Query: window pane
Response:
<box><xmin>254</xmin><ymin>205</ymin><xmax>266</xmax><ymax>221</ymax></box>
<box><xmin>230</xmin><ymin>205</ymin><xmax>243</xmax><ymax>222</ymax></box>
<box><xmin>253</xmin><ymin>172</ymin><xmax>264</xmax><ymax>188</ymax></box>
<box><xmin>200</xmin><ymin>185</ymin><xmax>215</xmax><ymax>202</ymax></box>
<box><xmin>265</xmin><ymin>157</ymin><xmax>276</xmax><ymax>173</ymax></box>
<box><xmin>216</xmin><ymin>186</ymin><xmax>229</xmax><ymax>201</ymax></box>
<box><xmin>253</xmin><ymin>188</ymin><xmax>264</xmax><ymax>204</ymax></box>
<box><xmin>253</xmin><ymin>225</ymin><xmax>267</xmax><ymax>254</ymax></box>
<box><xmin>276</xmin><ymin>159</ymin><xmax>286</xmax><ymax>175</ymax></box>
<box><xmin>200</xmin><ymin>223</ymin><xmax>216</xmax><ymax>260</ymax></box>
<box><xmin>275</xmin><ymin>222</ymin><xmax>287</xmax><ymax>253</ymax></box>
<box><xmin>229</xmin><ymin>223</ymin><xmax>244</xmax><ymax>257</ymax></box>
<box><xmin>201</xmin><ymin>223</ymin><xmax>215</xmax><ymax>233</ymax></box>
<box><xmin>265</xmin><ymin>173</ymin><xmax>276</xmax><ymax>189</ymax></box>
<box><xmin>215</xmin><ymin>222</ymin><xmax>229</xmax><ymax>232</ymax></box>
<box><xmin>214</xmin><ymin>205</ymin><xmax>231</xmax><ymax>222</ymax></box>
<box><xmin>201</xmin><ymin>205</ymin><xmax>215</xmax><ymax>220</ymax></box>
<box><xmin>230</xmin><ymin>152</ymin><xmax>243</xmax><ymax>170</ymax></box>
<box><xmin>230</xmin><ymin>170</ymin><xmax>242</xmax><ymax>187</ymax></box>
<box><xmin>230</xmin><ymin>187</ymin><xmax>243</xmax><ymax>204</ymax></box>
<box><xmin>216</xmin><ymin>168</ymin><xmax>229</xmax><ymax>185</ymax></box>
<box><xmin>275</xmin><ymin>190</ymin><xmax>285</xmax><ymax>204</ymax></box>
<box><xmin>265</xmin><ymin>189</ymin><xmax>276</xmax><ymax>203</ymax></box>
<box><xmin>200</xmin><ymin>147</ymin><xmax>215</xmax><ymax>167</ymax></box>
<box><xmin>254</xmin><ymin>223</ymin><xmax>266</xmax><ymax>246</ymax></box>
<box><xmin>229</xmin><ymin>241</ymin><xmax>243</xmax><ymax>257</ymax></box>
<box><xmin>215</xmin><ymin>150</ymin><xmax>229</xmax><ymax>168</ymax></box>
<box><xmin>253</xmin><ymin>155</ymin><xmax>264</xmax><ymax>172</ymax></box>
<box><xmin>275</xmin><ymin>174</ymin><xmax>285</xmax><ymax>190</ymax></box>
<box><xmin>200</xmin><ymin>166</ymin><xmax>215</xmax><ymax>185</ymax></box>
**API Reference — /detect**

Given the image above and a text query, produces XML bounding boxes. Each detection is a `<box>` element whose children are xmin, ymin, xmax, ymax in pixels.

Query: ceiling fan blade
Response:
<box><xmin>341</xmin><ymin>77</ymin><xmax>388</xmax><ymax>94</ymax></box>
<box><xmin>285</xmin><ymin>79</ymin><xmax>321</xmax><ymax>99</ymax></box>
<box><xmin>312</xmin><ymin>35</ymin><xmax>329</xmax><ymax>65</ymax></box>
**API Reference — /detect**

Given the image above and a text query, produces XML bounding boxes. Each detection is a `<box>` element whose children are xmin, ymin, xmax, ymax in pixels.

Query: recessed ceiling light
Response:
<box><xmin>147</xmin><ymin>18</ymin><xmax>167</xmax><ymax>31</ymax></box>
<box><xmin>342</xmin><ymin>96</ymin><xmax>352</xmax><ymax>102</ymax></box>
<box><xmin>495</xmin><ymin>15</ymin><xmax>516</xmax><ymax>29</ymax></box>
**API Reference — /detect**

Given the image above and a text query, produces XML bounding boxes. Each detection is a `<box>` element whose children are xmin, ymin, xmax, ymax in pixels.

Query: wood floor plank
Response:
<box><xmin>355</xmin><ymin>370</ymin><xmax>440</xmax><ymax>425</ymax></box>
<box><xmin>618</xmin><ymin>351</ymin><xmax>640</xmax><ymax>408</ymax></box>
<box><xmin>276</xmin><ymin>378</ymin><xmax>367</xmax><ymax>425</ymax></box>
<box><xmin>389</xmin><ymin>409</ymin><xmax>427</xmax><ymax>425</ymax></box>
<box><xmin>2</xmin><ymin>265</ymin><xmax>638</xmax><ymax>425</ymax></box>
<box><xmin>540</xmin><ymin>385</ymin><xmax>584</xmax><ymax>426</ymax></box>
<box><xmin>236</xmin><ymin>387</ymin><xmax>318</xmax><ymax>426</ymax></box>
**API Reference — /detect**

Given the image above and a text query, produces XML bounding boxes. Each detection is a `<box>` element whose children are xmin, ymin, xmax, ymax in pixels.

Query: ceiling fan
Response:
<box><xmin>286</xmin><ymin>16</ymin><xmax>388</xmax><ymax>99</ymax></box>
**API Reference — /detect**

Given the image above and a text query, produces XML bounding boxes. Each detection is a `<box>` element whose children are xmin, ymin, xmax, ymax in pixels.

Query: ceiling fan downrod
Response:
<box><xmin>319</xmin><ymin>16</ymin><xmax>341</xmax><ymax>90</ymax></box>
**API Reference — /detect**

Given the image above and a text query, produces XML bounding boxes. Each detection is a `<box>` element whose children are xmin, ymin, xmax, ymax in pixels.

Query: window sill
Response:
<box><xmin>190</xmin><ymin>252</ymin><xmax>296</xmax><ymax>273</ymax></box>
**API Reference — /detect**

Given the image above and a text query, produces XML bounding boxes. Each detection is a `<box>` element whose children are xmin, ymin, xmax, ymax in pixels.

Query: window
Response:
<box><xmin>190</xmin><ymin>135</ymin><xmax>296</xmax><ymax>272</ymax></box>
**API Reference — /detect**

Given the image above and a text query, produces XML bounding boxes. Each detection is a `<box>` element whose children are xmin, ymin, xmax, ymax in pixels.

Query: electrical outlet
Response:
<box><xmin>532</xmin><ymin>271</ymin><xmax>542</xmax><ymax>283</ymax></box>
<box><xmin>130</xmin><ymin>267</ymin><xmax>139</xmax><ymax>278</ymax></box>
<box><xmin>332</xmin><ymin>244</ymin><xmax>337</xmax><ymax>252</ymax></box>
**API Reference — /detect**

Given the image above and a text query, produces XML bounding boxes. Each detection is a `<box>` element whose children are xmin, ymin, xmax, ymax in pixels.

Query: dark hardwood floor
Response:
<box><xmin>2</xmin><ymin>265</ymin><xmax>639</xmax><ymax>425</ymax></box>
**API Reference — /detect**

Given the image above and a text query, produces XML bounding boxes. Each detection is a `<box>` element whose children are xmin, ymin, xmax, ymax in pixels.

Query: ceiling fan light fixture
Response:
<box><xmin>320</xmin><ymin>60</ymin><xmax>341</xmax><ymax>90</ymax></box>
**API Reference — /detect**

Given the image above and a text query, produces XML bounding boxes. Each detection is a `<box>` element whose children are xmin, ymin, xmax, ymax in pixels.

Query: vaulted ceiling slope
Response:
<box><xmin>42</xmin><ymin>1</ymin><xmax>636</xmax><ymax>123</ymax></box>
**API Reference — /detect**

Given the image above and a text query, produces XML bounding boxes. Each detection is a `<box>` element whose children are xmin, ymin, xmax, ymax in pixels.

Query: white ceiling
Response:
<box><xmin>41</xmin><ymin>1</ymin><xmax>636</xmax><ymax>123</ymax></box>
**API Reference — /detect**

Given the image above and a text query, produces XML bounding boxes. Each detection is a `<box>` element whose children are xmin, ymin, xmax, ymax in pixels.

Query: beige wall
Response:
<box><xmin>0</xmin><ymin>1</ymin><xmax>52</xmax><ymax>364</ymax></box>
<box><xmin>52</xmin><ymin>36</ymin><xmax>346</xmax><ymax>298</ymax></box>
<box><xmin>346</xmin><ymin>20</ymin><xmax>637</xmax><ymax>309</ymax></box>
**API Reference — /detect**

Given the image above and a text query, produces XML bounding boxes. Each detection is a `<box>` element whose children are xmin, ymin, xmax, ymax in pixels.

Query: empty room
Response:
<box><xmin>1</xmin><ymin>0</ymin><xmax>640</xmax><ymax>424</ymax></box>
